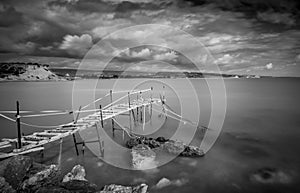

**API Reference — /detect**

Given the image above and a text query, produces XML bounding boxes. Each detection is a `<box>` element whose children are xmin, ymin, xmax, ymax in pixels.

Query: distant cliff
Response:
<box><xmin>0</xmin><ymin>62</ymin><xmax>65</xmax><ymax>81</ymax></box>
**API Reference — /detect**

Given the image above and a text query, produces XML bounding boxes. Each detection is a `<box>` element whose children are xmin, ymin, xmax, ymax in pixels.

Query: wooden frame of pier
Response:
<box><xmin>0</xmin><ymin>87</ymin><xmax>163</xmax><ymax>159</ymax></box>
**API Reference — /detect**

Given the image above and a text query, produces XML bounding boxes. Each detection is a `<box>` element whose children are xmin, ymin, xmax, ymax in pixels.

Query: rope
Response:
<box><xmin>81</xmin><ymin>93</ymin><xmax>110</xmax><ymax>110</ymax></box>
<box><xmin>0</xmin><ymin>113</ymin><xmax>67</xmax><ymax>128</ymax></box>
<box><xmin>20</xmin><ymin>121</ymin><xmax>65</xmax><ymax>128</ymax></box>
<box><xmin>21</xmin><ymin>111</ymin><xmax>72</xmax><ymax>118</ymax></box>
<box><xmin>151</xmin><ymin>106</ymin><xmax>197</xmax><ymax>127</ymax></box>
<box><xmin>0</xmin><ymin>113</ymin><xmax>16</xmax><ymax>122</ymax></box>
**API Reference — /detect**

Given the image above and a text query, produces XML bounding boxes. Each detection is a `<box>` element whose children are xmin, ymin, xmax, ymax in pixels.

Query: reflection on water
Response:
<box><xmin>0</xmin><ymin>78</ymin><xmax>300</xmax><ymax>192</ymax></box>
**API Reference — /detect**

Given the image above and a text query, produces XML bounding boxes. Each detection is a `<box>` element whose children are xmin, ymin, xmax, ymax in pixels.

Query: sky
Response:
<box><xmin>0</xmin><ymin>0</ymin><xmax>299</xmax><ymax>76</ymax></box>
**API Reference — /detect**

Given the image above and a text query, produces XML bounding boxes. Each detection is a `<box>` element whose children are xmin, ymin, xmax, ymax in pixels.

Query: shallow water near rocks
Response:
<box><xmin>0</xmin><ymin>78</ymin><xmax>299</xmax><ymax>192</ymax></box>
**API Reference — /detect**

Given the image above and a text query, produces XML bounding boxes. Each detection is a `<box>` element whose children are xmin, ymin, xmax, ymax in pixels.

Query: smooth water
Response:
<box><xmin>0</xmin><ymin>78</ymin><xmax>299</xmax><ymax>193</ymax></box>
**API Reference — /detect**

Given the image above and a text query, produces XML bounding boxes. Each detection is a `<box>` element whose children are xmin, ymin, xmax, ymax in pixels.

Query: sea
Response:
<box><xmin>0</xmin><ymin>78</ymin><xmax>299</xmax><ymax>193</ymax></box>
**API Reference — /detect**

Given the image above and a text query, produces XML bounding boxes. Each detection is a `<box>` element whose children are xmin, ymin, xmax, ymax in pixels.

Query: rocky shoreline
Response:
<box><xmin>0</xmin><ymin>156</ymin><xmax>148</xmax><ymax>193</ymax></box>
<box><xmin>127</xmin><ymin>136</ymin><xmax>205</xmax><ymax>157</ymax></box>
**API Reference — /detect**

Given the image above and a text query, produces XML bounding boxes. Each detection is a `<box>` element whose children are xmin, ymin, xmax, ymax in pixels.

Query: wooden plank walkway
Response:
<box><xmin>0</xmin><ymin>97</ymin><xmax>161</xmax><ymax>159</ymax></box>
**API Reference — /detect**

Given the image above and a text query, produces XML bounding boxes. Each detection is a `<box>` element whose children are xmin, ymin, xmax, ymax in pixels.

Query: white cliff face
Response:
<box><xmin>0</xmin><ymin>64</ymin><xmax>64</xmax><ymax>81</ymax></box>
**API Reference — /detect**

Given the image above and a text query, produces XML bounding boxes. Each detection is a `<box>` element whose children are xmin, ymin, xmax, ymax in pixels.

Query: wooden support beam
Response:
<box><xmin>99</xmin><ymin>105</ymin><xmax>104</xmax><ymax>128</ymax></box>
<box><xmin>110</xmin><ymin>90</ymin><xmax>115</xmax><ymax>135</ymax></box>
<box><xmin>72</xmin><ymin>134</ymin><xmax>79</xmax><ymax>156</ymax></box>
<box><xmin>16</xmin><ymin>101</ymin><xmax>22</xmax><ymax>149</ymax></box>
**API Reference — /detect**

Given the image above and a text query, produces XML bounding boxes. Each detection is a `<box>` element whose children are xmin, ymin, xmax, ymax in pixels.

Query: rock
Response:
<box><xmin>155</xmin><ymin>178</ymin><xmax>172</xmax><ymax>189</ymax></box>
<box><xmin>61</xmin><ymin>180</ymin><xmax>97</xmax><ymax>193</ymax></box>
<box><xmin>35</xmin><ymin>186</ymin><xmax>71</xmax><ymax>193</ymax></box>
<box><xmin>3</xmin><ymin>155</ymin><xmax>33</xmax><ymax>189</ymax></box>
<box><xmin>143</xmin><ymin>138</ymin><xmax>161</xmax><ymax>149</ymax></box>
<box><xmin>63</xmin><ymin>165</ymin><xmax>87</xmax><ymax>183</ymax></box>
<box><xmin>126</xmin><ymin>138</ymin><xmax>141</xmax><ymax>149</ymax></box>
<box><xmin>0</xmin><ymin>158</ymin><xmax>11</xmax><ymax>177</ymax></box>
<box><xmin>127</xmin><ymin>137</ymin><xmax>205</xmax><ymax>157</ymax></box>
<box><xmin>131</xmin><ymin>144</ymin><xmax>157</xmax><ymax>170</ymax></box>
<box><xmin>0</xmin><ymin>177</ymin><xmax>16</xmax><ymax>193</ymax></box>
<box><xmin>100</xmin><ymin>183</ymin><xmax>148</xmax><ymax>193</ymax></box>
<box><xmin>155</xmin><ymin>137</ymin><xmax>169</xmax><ymax>143</ymax></box>
<box><xmin>180</xmin><ymin>146</ymin><xmax>205</xmax><ymax>157</ymax></box>
<box><xmin>250</xmin><ymin>167</ymin><xmax>292</xmax><ymax>184</ymax></box>
<box><xmin>162</xmin><ymin>140</ymin><xmax>185</xmax><ymax>155</ymax></box>
<box><xmin>22</xmin><ymin>164</ymin><xmax>60</xmax><ymax>191</ymax></box>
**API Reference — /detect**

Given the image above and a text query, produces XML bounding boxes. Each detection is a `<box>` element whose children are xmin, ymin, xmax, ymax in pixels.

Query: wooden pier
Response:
<box><xmin>0</xmin><ymin>88</ymin><xmax>163</xmax><ymax>159</ymax></box>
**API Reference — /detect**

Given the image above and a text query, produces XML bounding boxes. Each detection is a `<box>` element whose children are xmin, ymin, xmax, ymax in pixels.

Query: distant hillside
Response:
<box><xmin>0</xmin><ymin>62</ymin><xmax>65</xmax><ymax>81</ymax></box>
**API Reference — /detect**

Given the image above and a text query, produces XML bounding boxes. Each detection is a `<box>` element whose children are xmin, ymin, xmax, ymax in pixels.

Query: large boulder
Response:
<box><xmin>61</xmin><ymin>180</ymin><xmax>97</xmax><ymax>193</ymax></box>
<box><xmin>162</xmin><ymin>140</ymin><xmax>185</xmax><ymax>155</ymax></box>
<box><xmin>180</xmin><ymin>145</ymin><xmax>205</xmax><ymax>157</ymax></box>
<box><xmin>22</xmin><ymin>164</ymin><xmax>60</xmax><ymax>191</ymax></box>
<box><xmin>131</xmin><ymin>144</ymin><xmax>157</xmax><ymax>170</ymax></box>
<box><xmin>0</xmin><ymin>177</ymin><xmax>16</xmax><ymax>193</ymax></box>
<box><xmin>3</xmin><ymin>155</ymin><xmax>33</xmax><ymax>189</ymax></box>
<box><xmin>100</xmin><ymin>183</ymin><xmax>148</xmax><ymax>193</ymax></box>
<box><xmin>63</xmin><ymin>165</ymin><xmax>87</xmax><ymax>182</ymax></box>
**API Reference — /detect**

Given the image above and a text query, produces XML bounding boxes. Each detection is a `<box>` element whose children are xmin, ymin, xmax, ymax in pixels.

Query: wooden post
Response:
<box><xmin>150</xmin><ymin>87</ymin><xmax>153</xmax><ymax>119</ymax></box>
<box><xmin>136</xmin><ymin>93</ymin><xmax>139</xmax><ymax>119</ymax></box>
<box><xmin>99</xmin><ymin>105</ymin><xmax>104</xmax><ymax>128</ymax></box>
<box><xmin>95</xmin><ymin>124</ymin><xmax>103</xmax><ymax>157</ymax></box>
<box><xmin>72</xmin><ymin>134</ymin><xmax>79</xmax><ymax>156</ymax></box>
<box><xmin>128</xmin><ymin>92</ymin><xmax>132</xmax><ymax>133</ymax></box>
<box><xmin>110</xmin><ymin>90</ymin><xmax>115</xmax><ymax>134</ymax></box>
<box><xmin>74</xmin><ymin>106</ymin><xmax>82</xmax><ymax>124</ymax></box>
<box><xmin>16</xmin><ymin>101</ymin><xmax>22</xmax><ymax>149</ymax></box>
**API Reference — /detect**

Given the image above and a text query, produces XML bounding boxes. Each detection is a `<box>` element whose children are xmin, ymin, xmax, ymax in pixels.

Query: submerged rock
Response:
<box><xmin>100</xmin><ymin>183</ymin><xmax>148</xmax><ymax>193</ymax></box>
<box><xmin>63</xmin><ymin>165</ymin><xmax>87</xmax><ymax>182</ymax></box>
<box><xmin>131</xmin><ymin>144</ymin><xmax>157</xmax><ymax>170</ymax></box>
<box><xmin>155</xmin><ymin>178</ymin><xmax>172</xmax><ymax>189</ymax></box>
<box><xmin>250</xmin><ymin>167</ymin><xmax>292</xmax><ymax>184</ymax></box>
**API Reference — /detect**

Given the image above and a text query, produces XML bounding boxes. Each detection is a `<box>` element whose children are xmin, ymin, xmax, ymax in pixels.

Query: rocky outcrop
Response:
<box><xmin>22</xmin><ymin>164</ymin><xmax>60</xmax><ymax>192</ymax></box>
<box><xmin>127</xmin><ymin>136</ymin><xmax>204</xmax><ymax>157</ymax></box>
<box><xmin>131</xmin><ymin>144</ymin><xmax>157</xmax><ymax>170</ymax></box>
<box><xmin>0</xmin><ymin>156</ymin><xmax>149</xmax><ymax>193</ymax></box>
<box><xmin>99</xmin><ymin>183</ymin><xmax>148</xmax><ymax>193</ymax></box>
<box><xmin>3</xmin><ymin>155</ymin><xmax>33</xmax><ymax>190</ymax></box>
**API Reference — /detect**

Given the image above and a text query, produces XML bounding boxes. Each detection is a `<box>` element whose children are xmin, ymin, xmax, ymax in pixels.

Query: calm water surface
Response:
<box><xmin>0</xmin><ymin>78</ymin><xmax>299</xmax><ymax>193</ymax></box>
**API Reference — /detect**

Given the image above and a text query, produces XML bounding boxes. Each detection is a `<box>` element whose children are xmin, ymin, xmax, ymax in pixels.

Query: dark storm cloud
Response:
<box><xmin>0</xmin><ymin>5</ymin><xmax>24</xmax><ymax>27</ymax></box>
<box><xmin>0</xmin><ymin>0</ymin><xmax>299</xmax><ymax>76</ymax></box>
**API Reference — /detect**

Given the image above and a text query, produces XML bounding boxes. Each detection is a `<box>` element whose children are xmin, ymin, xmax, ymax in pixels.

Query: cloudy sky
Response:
<box><xmin>0</xmin><ymin>0</ymin><xmax>299</xmax><ymax>76</ymax></box>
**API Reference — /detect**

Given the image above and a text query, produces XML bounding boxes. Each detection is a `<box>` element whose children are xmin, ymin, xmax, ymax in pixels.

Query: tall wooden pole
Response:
<box><xmin>150</xmin><ymin>87</ymin><xmax>153</xmax><ymax>119</ymax></box>
<box><xmin>110</xmin><ymin>90</ymin><xmax>115</xmax><ymax>134</ymax></box>
<box><xmin>16</xmin><ymin>101</ymin><xmax>22</xmax><ymax>149</ymax></box>
<box><xmin>128</xmin><ymin>92</ymin><xmax>132</xmax><ymax>133</ymax></box>
<box><xmin>100</xmin><ymin>105</ymin><xmax>104</xmax><ymax>128</ymax></box>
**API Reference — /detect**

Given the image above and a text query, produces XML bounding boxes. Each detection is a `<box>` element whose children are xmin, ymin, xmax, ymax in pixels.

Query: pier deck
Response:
<box><xmin>0</xmin><ymin>97</ymin><xmax>161</xmax><ymax>159</ymax></box>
